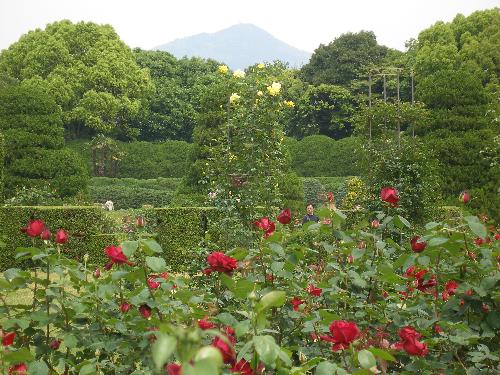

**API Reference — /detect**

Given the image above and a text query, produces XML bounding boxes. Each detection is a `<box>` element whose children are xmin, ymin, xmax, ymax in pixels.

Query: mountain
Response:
<box><xmin>155</xmin><ymin>23</ymin><xmax>311</xmax><ymax>70</ymax></box>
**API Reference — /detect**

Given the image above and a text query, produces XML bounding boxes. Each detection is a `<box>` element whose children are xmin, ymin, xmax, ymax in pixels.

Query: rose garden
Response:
<box><xmin>0</xmin><ymin>10</ymin><xmax>499</xmax><ymax>375</ymax></box>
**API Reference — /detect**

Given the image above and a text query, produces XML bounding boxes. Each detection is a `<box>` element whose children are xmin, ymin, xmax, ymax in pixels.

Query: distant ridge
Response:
<box><xmin>155</xmin><ymin>23</ymin><xmax>311</xmax><ymax>70</ymax></box>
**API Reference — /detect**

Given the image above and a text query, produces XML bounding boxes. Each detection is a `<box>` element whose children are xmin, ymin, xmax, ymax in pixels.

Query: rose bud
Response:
<box><xmin>120</xmin><ymin>302</ymin><xmax>131</xmax><ymax>313</ymax></box>
<box><xmin>139</xmin><ymin>304</ymin><xmax>152</xmax><ymax>319</ymax></box>
<box><xmin>410</xmin><ymin>236</ymin><xmax>427</xmax><ymax>253</ymax></box>
<box><xmin>459</xmin><ymin>299</ymin><xmax>465</xmax><ymax>307</ymax></box>
<box><xmin>40</xmin><ymin>229</ymin><xmax>51</xmax><ymax>241</ymax></box>
<box><xmin>358</xmin><ymin>241</ymin><xmax>366</xmax><ymax>249</ymax></box>
<box><xmin>371</xmin><ymin>219</ymin><xmax>380</xmax><ymax>229</ymax></box>
<box><xmin>55</xmin><ymin>229</ymin><xmax>68</xmax><ymax>244</ymax></box>
<box><xmin>136</xmin><ymin>216</ymin><xmax>145</xmax><ymax>227</ymax></box>
<box><xmin>49</xmin><ymin>339</ymin><xmax>62</xmax><ymax>350</ymax></box>
<box><xmin>482</xmin><ymin>303</ymin><xmax>490</xmax><ymax>313</ymax></box>
<box><xmin>93</xmin><ymin>268</ymin><xmax>101</xmax><ymax>279</ymax></box>
<box><xmin>459</xmin><ymin>191</ymin><xmax>470</xmax><ymax>204</ymax></box>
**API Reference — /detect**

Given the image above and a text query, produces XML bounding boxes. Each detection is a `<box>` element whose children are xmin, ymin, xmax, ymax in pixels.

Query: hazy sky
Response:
<box><xmin>1</xmin><ymin>0</ymin><xmax>498</xmax><ymax>53</ymax></box>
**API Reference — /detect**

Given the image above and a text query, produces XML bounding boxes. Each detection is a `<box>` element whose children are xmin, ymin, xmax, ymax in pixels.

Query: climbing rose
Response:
<box><xmin>139</xmin><ymin>304</ymin><xmax>152</xmax><ymax>319</ymax></box>
<box><xmin>306</xmin><ymin>285</ymin><xmax>322</xmax><ymax>297</ymax></box>
<box><xmin>380</xmin><ymin>187</ymin><xmax>399</xmax><ymax>207</ymax></box>
<box><xmin>25</xmin><ymin>219</ymin><xmax>45</xmax><ymax>237</ymax></box>
<box><xmin>204</xmin><ymin>252</ymin><xmax>238</xmax><ymax>275</ymax></box>
<box><xmin>104</xmin><ymin>245</ymin><xmax>133</xmax><ymax>266</ymax></box>
<box><xmin>459</xmin><ymin>191</ymin><xmax>470</xmax><ymax>203</ymax></box>
<box><xmin>410</xmin><ymin>236</ymin><xmax>427</xmax><ymax>253</ymax></box>
<box><xmin>198</xmin><ymin>316</ymin><xmax>216</xmax><ymax>330</ymax></box>
<box><xmin>394</xmin><ymin>326</ymin><xmax>428</xmax><ymax>356</ymax></box>
<box><xmin>291</xmin><ymin>297</ymin><xmax>304</xmax><ymax>311</ymax></box>
<box><xmin>320</xmin><ymin>321</ymin><xmax>360</xmax><ymax>351</ymax></box>
<box><xmin>254</xmin><ymin>217</ymin><xmax>275</xmax><ymax>238</ymax></box>
<box><xmin>2</xmin><ymin>331</ymin><xmax>15</xmax><ymax>346</ymax></box>
<box><xmin>277</xmin><ymin>208</ymin><xmax>292</xmax><ymax>224</ymax></box>
<box><xmin>55</xmin><ymin>229</ymin><xmax>68</xmax><ymax>244</ymax></box>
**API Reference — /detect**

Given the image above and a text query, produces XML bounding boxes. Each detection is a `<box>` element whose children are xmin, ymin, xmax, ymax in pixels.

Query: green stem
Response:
<box><xmin>46</xmin><ymin>256</ymin><xmax>50</xmax><ymax>345</ymax></box>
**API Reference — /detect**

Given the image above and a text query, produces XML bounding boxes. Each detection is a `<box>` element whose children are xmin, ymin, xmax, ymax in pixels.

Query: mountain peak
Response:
<box><xmin>155</xmin><ymin>24</ymin><xmax>311</xmax><ymax>70</ymax></box>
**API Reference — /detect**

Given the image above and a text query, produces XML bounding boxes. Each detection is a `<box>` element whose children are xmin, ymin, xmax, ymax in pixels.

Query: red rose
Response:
<box><xmin>25</xmin><ymin>219</ymin><xmax>45</xmax><ymax>237</ymax></box>
<box><xmin>434</xmin><ymin>324</ymin><xmax>442</xmax><ymax>333</ymax></box>
<box><xmin>205</xmin><ymin>252</ymin><xmax>238</xmax><ymax>275</ymax></box>
<box><xmin>380</xmin><ymin>187</ymin><xmax>399</xmax><ymax>207</ymax></box>
<box><xmin>165</xmin><ymin>363</ymin><xmax>182</xmax><ymax>375</ymax></box>
<box><xmin>147</xmin><ymin>276</ymin><xmax>161</xmax><ymax>289</ymax></box>
<box><xmin>327</xmin><ymin>192</ymin><xmax>334</xmax><ymax>202</ymax></box>
<box><xmin>212</xmin><ymin>335</ymin><xmax>235</xmax><ymax>364</ymax></box>
<box><xmin>371</xmin><ymin>219</ymin><xmax>380</xmax><ymax>229</ymax></box>
<box><xmin>198</xmin><ymin>316</ymin><xmax>216</xmax><ymax>330</ymax></box>
<box><xmin>230</xmin><ymin>359</ymin><xmax>264</xmax><ymax>375</ymax></box>
<box><xmin>104</xmin><ymin>245</ymin><xmax>133</xmax><ymax>266</ymax></box>
<box><xmin>254</xmin><ymin>217</ymin><xmax>276</xmax><ymax>238</ymax></box>
<box><xmin>306</xmin><ymin>284</ymin><xmax>322</xmax><ymax>297</ymax></box>
<box><xmin>320</xmin><ymin>320</ymin><xmax>360</xmax><ymax>351</ymax></box>
<box><xmin>94</xmin><ymin>268</ymin><xmax>101</xmax><ymax>279</ymax></box>
<box><xmin>442</xmin><ymin>280</ymin><xmax>459</xmax><ymax>301</ymax></box>
<box><xmin>55</xmin><ymin>229</ymin><xmax>68</xmax><ymax>244</ymax></box>
<box><xmin>2</xmin><ymin>331</ymin><xmax>16</xmax><ymax>346</ymax></box>
<box><xmin>49</xmin><ymin>339</ymin><xmax>62</xmax><ymax>350</ymax></box>
<box><xmin>410</xmin><ymin>236</ymin><xmax>427</xmax><ymax>253</ymax></box>
<box><xmin>277</xmin><ymin>208</ymin><xmax>292</xmax><ymax>224</ymax></box>
<box><xmin>139</xmin><ymin>304</ymin><xmax>151</xmax><ymax>318</ymax></box>
<box><xmin>291</xmin><ymin>296</ymin><xmax>304</xmax><ymax>311</ymax></box>
<box><xmin>8</xmin><ymin>363</ymin><xmax>27</xmax><ymax>375</ymax></box>
<box><xmin>347</xmin><ymin>255</ymin><xmax>354</xmax><ymax>263</ymax></box>
<box><xmin>395</xmin><ymin>326</ymin><xmax>428</xmax><ymax>357</ymax></box>
<box><xmin>104</xmin><ymin>261</ymin><xmax>113</xmax><ymax>271</ymax></box>
<box><xmin>459</xmin><ymin>191</ymin><xmax>470</xmax><ymax>203</ymax></box>
<box><xmin>40</xmin><ymin>229</ymin><xmax>51</xmax><ymax>241</ymax></box>
<box><xmin>120</xmin><ymin>302</ymin><xmax>131</xmax><ymax>313</ymax></box>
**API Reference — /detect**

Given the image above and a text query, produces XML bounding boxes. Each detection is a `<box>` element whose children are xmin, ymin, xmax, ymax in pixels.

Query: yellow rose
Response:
<box><xmin>284</xmin><ymin>100</ymin><xmax>295</xmax><ymax>108</ymax></box>
<box><xmin>257</xmin><ymin>63</ymin><xmax>265</xmax><ymax>69</ymax></box>
<box><xmin>233</xmin><ymin>70</ymin><xmax>245</xmax><ymax>78</ymax></box>
<box><xmin>229</xmin><ymin>92</ymin><xmax>240</xmax><ymax>104</ymax></box>
<box><xmin>218</xmin><ymin>65</ymin><xmax>229</xmax><ymax>74</ymax></box>
<box><xmin>267</xmin><ymin>82</ymin><xmax>281</xmax><ymax>96</ymax></box>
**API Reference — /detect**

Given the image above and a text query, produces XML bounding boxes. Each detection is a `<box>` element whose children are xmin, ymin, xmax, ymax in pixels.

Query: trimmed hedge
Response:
<box><xmin>0</xmin><ymin>206</ymin><xmax>107</xmax><ymax>269</ymax></box>
<box><xmin>154</xmin><ymin>207</ymin><xmax>220</xmax><ymax>271</ymax></box>
<box><xmin>0</xmin><ymin>132</ymin><xmax>4</xmax><ymax>202</ymax></box>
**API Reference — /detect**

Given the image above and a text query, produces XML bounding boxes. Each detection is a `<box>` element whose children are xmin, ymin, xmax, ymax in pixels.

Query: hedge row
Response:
<box><xmin>88</xmin><ymin>185</ymin><xmax>176</xmax><ymax>209</ymax></box>
<box><xmin>0</xmin><ymin>206</ymin><xmax>106</xmax><ymax>269</ymax></box>
<box><xmin>0</xmin><ymin>132</ymin><xmax>4</xmax><ymax>201</ymax></box>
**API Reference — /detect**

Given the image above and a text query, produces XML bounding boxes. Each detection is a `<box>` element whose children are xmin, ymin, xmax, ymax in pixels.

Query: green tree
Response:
<box><xmin>288</xmin><ymin>84</ymin><xmax>357</xmax><ymax>139</ymax></box>
<box><xmin>300</xmin><ymin>31</ymin><xmax>389</xmax><ymax>87</ymax></box>
<box><xmin>0</xmin><ymin>84</ymin><xmax>88</xmax><ymax>197</ymax></box>
<box><xmin>0</xmin><ymin>20</ymin><xmax>152</xmax><ymax>139</ymax></box>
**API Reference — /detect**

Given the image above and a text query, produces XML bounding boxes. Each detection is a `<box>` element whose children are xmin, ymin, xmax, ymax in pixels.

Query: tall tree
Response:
<box><xmin>300</xmin><ymin>31</ymin><xmax>389</xmax><ymax>87</ymax></box>
<box><xmin>0</xmin><ymin>20</ymin><xmax>152</xmax><ymax>139</ymax></box>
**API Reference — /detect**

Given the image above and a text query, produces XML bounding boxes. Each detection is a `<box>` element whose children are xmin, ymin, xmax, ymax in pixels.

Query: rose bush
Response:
<box><xmin>0</xmin><ymin>189</ymin><xmax>498</xmax><ymax>374</ymax></box>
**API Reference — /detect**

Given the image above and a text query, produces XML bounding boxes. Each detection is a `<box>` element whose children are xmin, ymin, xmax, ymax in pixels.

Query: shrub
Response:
<box><xmin>0</xmin><ymin>132</ymin><xmax>3</xmax><ymax>201</ymax></box>
<box><xmin>0</xmin><ymin>206</ymin><xmax>106</xmax><ymax>269</ymax></box>
<box><xmin>302</xmin><ymin>178</ymin><xmax>325</xmax><ymax>207</ymax></box>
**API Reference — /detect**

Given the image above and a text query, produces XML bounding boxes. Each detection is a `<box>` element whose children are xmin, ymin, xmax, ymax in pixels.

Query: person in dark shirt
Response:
<box><xmin>302</xmin><ymin>203</ymin><xmax>320</xmax><ymax>224</ymax></box>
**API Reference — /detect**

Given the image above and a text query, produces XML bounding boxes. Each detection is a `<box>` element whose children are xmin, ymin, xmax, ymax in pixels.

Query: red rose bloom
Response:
<box><xmin>8</xmin><ymin>363</ymin><xmax>27</xmax><ymax>375</ymax></box>
<box><xmin>442</xmin><ymin>280</ymin><xmax>459</xmax><ymax>301</ymax></box>
<box><xmin>231</xmin><ymin>359</ymin><xmax>252</xmax><ymax>375</ymax></box>
<box><xmin>410</xmin><ymin>236</ymin><xmax>427</xmax><ymax>253</ymax></box>
<box><xmin>380</xmin><ymin>187</ymin><xmax>400</xmax><ymax>207</ymax></box>
<box><xmin>104</xmin><ymin>245</ymin><xmax>133</xmax><ymax>266</ymax></box>
<box><xmin>277</xmin><ymin>208</ymin><xmax>292</xmax><ymax>224</ymax></box>
<box><xmin>394</xmin><ymin>326</ymin><xmax>428</xmax><ymax>357</ymax></box>
<box><xmin>327</xmin><ymin>192</ymin><xmax>334</xmax><ymax>202</ymax></box>
<box><xmin>254</xmin><ymin>217</ymin><xmax>276</xmax><ymax>238</ymax></box>
<box><xmin>25</xmin><ymin>219</ymin><xmax>45</xmax><ymax>237</ymax></box>
<box><xmin>198</xmin><ymin>316</ymin><xmax>216</xmax><ymax>330</ymax></box>
<box><xmin>291</xmin><ymin>296</ymin><xmax>304</xmax><ymax>311</ymax></box>
<box><xmin>2</xmin><ymin>331</ymin><xmax>16</xmax><ymax>346</ymax></box>
<box><xmin>212</xmin><ymin>335</ymin><xmax>235</xmax><ymax>364</ymax></box>
<box><xmin>120</xmin><ymin>302</ymin><xmax>131</xmax><ymax>313</ymax></box>
<box><xmin>205</xmin><ymin>252</ymin><xmax>238</xmax><ymax>275</ymax></box>
<box><xmin>139</xmin><ymin>304</ymin><xmax>152</xmax><ymax>319</ymax></box>
<box><xmin>49</xmin><ymin>339</ymin><xmax>62</xmax><ymax>350</ymax></box>
<box><xmin>147</xmin><ymin>274</ymin><xmax>166</xmax><ymax>289</ymax></box>
<box><xmin>306</xmin><ymin>284</ymin><xmax>322</xmax><ymax>297</ymax></box>
<box><xmin>40</xmin><ymin>229</ymin><xmax>51</xmax><ymax>241</ymax></box>
<box><xmin>320</xmin><ymin>320</ymin><xmax>360</xmax><ymax>351</ymax></box>
<box><xmin>55</xmin><ymin>229</ymin><xmax>68</xmax><ymax>244</ymax></box>
<box><xmin>165</xmin><ymin>363</ymin><xmax>182</xmax><ymax>375</ymax></box>
<box><xmin>459</xmin><ymin>191</ymin><xmax>470</xmax><ymax>204</ymax></box>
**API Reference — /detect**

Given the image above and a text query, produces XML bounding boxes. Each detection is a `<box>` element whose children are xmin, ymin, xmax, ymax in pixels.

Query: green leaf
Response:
<box><xmin>219</xmin><ymin>273</ymin><xmax>235</xmax><ymax>290</ymax></box>
<box><xmin>62</xmin><ymin>334</ymin><xmax>78</xmax><ymax>349</ymax></box>
<box><xmin>182</xmin><ymin>359</ymin><xmax>218</xmax><ymax>375</ymax></box>
<box><xmin>358</xmin><ymin>349</ymin><xmax>376</xmax><ymax>368</ymax></box>
<box><xmin>28</xmin><ymin>360</ymin><xmax>49</xmax><ymax>375</ymax></box>
<box><xmin>417</xmin><ymin>255</ymin><xmax>430</xmax><ymax>266</ymax></box>
<box><xmin>143</xmin><ymin>239</ymin><xmax>163</xmax><ymax>254</ymax></box>
<box><xmin>253</xmin><ymin>335</ymin><xmax>278</xmax><ymax>365</ymax></box>
<box><xmin>152</xmin><ymin>334</ymin><xmax>177</xmax><ymax>370</ymax></box>
<box><xmin>316</xmin><ymin>361</ymin><xmax>337</xmax><ymax>375</ymax></box>
<box><xmin>465</xmin><ymin>217</ymin><xmax>487</xmax><ymax>238</ymax></box>
<box><xmin>428</xmin><ymin>237</ymin><xmax>448</xmax><ymax>247</ymax></box>
<box><xmin>3</xmin><ymin>348</ymin><xmax>34</xmax><ymax>363</ymax></box>
<box><xmin>111</xmin><ymin>270</ymin><xmax>129</xmax><ymax>280</ymax></box>
<box><xmin>146</xmin><ymin>256</ymin><xmax>166</xmax><ymax>272</ymax></box>
<box><xmin>121</xmin><ymin>241</ymin><xmax>138</xmax><ymax>258</ymax></box>
<box><xmin>79</xmin><ymin>364</ymin><xmax>96</xmax><ymax>375</ymax></box>
<box><xmin>233</xmin><ymin>279</ymin><xmax>254</xmax><ymax>299</ymax></box>
<box><xmin>368</xmin><ymin>347</ymin><xmax>396</xmax><ymax>361</ymax></box>
<box><xmin>258</xmin><ymin>291</ymin><xmax>286</xmax><ymax>311</ymax></box>
<box><xmin>394</xmin><ymin>215</ymin><xmax>411</xmax><ymax>229</ymax></box>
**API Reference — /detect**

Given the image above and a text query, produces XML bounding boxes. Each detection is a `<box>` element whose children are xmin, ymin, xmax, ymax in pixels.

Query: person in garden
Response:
<box><xmin>302</xmin><ymin>203</ymin><xmax>320</xmax><ymax>224</ymax></box>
